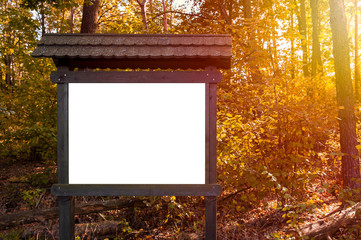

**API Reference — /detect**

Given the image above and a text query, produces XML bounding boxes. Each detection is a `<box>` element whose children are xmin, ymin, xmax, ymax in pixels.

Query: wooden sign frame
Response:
<box><xmin>50</xmin><ymin>68</ymin><xmax>221</xmax><ymax>239</ymax></box>
<box><xmin>32</xmin><ymin>33</ymin><xmax>232</xmax><ymax>240</ymax></box>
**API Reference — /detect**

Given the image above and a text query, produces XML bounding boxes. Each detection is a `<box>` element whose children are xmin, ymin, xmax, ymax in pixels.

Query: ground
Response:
<box><xmin>0</xmin><ymin>160</ymin><xmax>356</xmax><ymax>239</ymax></box>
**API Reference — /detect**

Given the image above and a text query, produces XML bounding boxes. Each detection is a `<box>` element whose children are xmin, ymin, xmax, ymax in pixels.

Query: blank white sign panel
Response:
<box><xmin>69</xmin><ymin>83</ymin><xmax>205</xmax><ymax>184</ymax></box>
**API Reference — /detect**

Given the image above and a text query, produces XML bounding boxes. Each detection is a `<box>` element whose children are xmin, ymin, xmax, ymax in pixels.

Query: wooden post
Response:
<box><xmin>57</xmin><ymin>77</ymin><xmax>75</xmax><ymax>240</ymax></box>
<box><xmin>206</xmin><ymin>196</ymin><xmax>217</xmax><ymax>239</ymax></box>
<box><xmin>58</xmin><ymin>196</ymin><xmax>75</xmax><ymax>239</ymax></box>
<box><xmin>205</xmin><ymin>81</ymin><xmax>218</xmax><ymax>240</ymax></box>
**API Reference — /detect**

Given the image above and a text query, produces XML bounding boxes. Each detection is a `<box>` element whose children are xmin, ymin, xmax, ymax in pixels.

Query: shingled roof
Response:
<box><xmin>32</xmin><ymin>34</ymin><xmax>232</xmax><ymax>70</ymax></box>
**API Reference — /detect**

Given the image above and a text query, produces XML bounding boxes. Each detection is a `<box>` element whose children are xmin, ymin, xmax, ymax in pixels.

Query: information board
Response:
<box><xmin>69</xmin><ymin>83</ymin><xmax>205</xmax><ymax>184</ymax></box>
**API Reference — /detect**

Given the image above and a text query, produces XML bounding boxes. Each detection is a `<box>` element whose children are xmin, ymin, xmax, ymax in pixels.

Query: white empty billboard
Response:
<box><xmin>68</xmin><ymin>83</ymin><xmax>205</xmax><ymax>184</ymax></box>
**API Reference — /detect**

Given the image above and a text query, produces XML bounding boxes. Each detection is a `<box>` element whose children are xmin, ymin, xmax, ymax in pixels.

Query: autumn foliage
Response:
<box><xmin>1</xmin><ymin>0</ymin><xmax>361</xmax><ymax>239</ymax></box>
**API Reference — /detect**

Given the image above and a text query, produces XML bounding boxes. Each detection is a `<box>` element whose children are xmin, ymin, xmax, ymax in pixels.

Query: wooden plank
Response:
<box><xmin>205</xmin><ymin>82</ymin><xmax>218</xmax><ymax>240</ymax></box>
<box><xmin>59</xmin><ymin>58</ymin><xmax>231</xmax><ymax>71</ymax></box>
<box><xmin>57</xmin><ymin>81</ymin><xmax>75</xmax><ymax>240</ymax></box>
<box><xmin>205</xmin><ymin>83</ymin><xmax>210</xmax><ymax>184</ymax></box>
<box><xmin>57</xmin><ymin>83</ymin><xmax>69</xmax><ymax>183</ymax></box>
<box><xmin>58</xmin><ymin>196</ymin><xmax>75</xmax><ymax>240</ymax></box>
<box><xmin>205</xmin><ymin>196</ymin><xmax>217</xmax><ymax>240</ymax></box>
<box><xmin>209</xmin><ymin>83</ymin><xmax>218</xmax><ymax>184</ymax></box>
<box><xmin>51</xmin><ymin>70</ymin><xmax>222</xmax><ymax>84</ymax></box>
<box><xmin>51</xmin><ymin>184</ymin><xmax>222</xmax><ymax>197</ymax></box>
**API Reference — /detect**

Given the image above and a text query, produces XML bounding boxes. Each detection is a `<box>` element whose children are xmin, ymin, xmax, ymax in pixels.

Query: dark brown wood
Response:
<box><xmin>205</xmin><ymin>83</ymin><xmax>218</xmax><ymax>240</ymax></box>
<box><xmin>63</xmin><ymin>58</ymin><xmax>231</xmax><ymax>71</ymax></box>
<box><xmin>31</xmin><ymin>34</ymin><xmax>232</xmax><ymax>70</ymax></box>
<box><xmin>57</xmin><ymin>71</ymin><xmax>74</xmax><ymax>239</ymax></box>
<box><xmin>57</xmin><ymin>83</ymin><xmax>69</xmax><ymax>183</ymax></box>
<box><xmin>51</xmin><ymin>184</ymin><xmax>222</xmax><ymax>197</ymax></box>
<box><xmin>209</xmin><ymin>83</ymin><xmax>218</xmax><ymax>184</ymax></box>
<box><xmin>51</xmin><ymin>70</ymin><xmax>222</xmax><ymax>84</ymax></box>
<box><xmin>59</xmin><ymin>197</ymin><xmax>74</xmax><ymax>240</ymax></box>
<box><xmin>205</xmin><ymin>196</ymin><xmax>217</xmax><ymax>240</ymax></box>
<box><xmin>205</xmin><ymin>83</ymin><xmax>210</xmax><ymax>184</ymax></box>
<box><xmin>32</xmin><ymin>33</ymin><xmax>230</xmax><ymax>240</ymax></box>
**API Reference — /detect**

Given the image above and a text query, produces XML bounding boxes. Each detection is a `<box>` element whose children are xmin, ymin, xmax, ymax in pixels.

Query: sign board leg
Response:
<box><xmin>57</xmin><ymin>81</ymin><xmax>74</xmax><ymax>239</ymax></box>
<box><xmin>58</xmin><ymin>196</ymin><xmax>75</xmax><ymax>239</ymax></box>
<box><xmin>205</xmin><ymin>83</ymin><xmax>218</xmax><ymax>239</ymax></box>
<box><xmin>205</xmin><ymin>196</ymin><xmax>217</xmax><ymax>240</ymax></box>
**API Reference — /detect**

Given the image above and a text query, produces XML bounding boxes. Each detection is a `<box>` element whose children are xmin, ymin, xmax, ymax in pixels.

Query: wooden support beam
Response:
<box><xmin>205</xmin><ymin>83</ymin><xmax>218</xmax><ymax>240</ymax></box>
<box><xmin>57</xmin><ymin>81</ymin><xmax>75</xmax><ymax>239</ymax></box>
<box><xmin>51</xmin><ymin>184</ymin><xmax>222</xmax><ymax>197</ymax></box>
<box><xmin>51</xmin><ymin>70</ymin><xmax>222</xmax><ymax>84</ymax></box>
<box><xmin>206</xmin><ymin>196</ymin><xmax>217</xmax><ymax>240</ymax></box>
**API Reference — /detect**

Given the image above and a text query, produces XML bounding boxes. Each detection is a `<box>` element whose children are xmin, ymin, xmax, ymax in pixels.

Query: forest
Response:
<box><xmin>1</xmin><ymin>0</ymin><xmax>361</xmax><ymax>239</ymax></box>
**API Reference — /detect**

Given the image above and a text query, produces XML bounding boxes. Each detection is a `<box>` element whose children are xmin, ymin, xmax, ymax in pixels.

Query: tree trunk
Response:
<box><xmin>70</xmin><ymin>7</ymin><xmax>74</xmax><ymax>33</ymax></box>
<box><xmin>291</xmin><ymin>6</ymin><xmax>295</xmax><ymax>79</ymax></box>
<box><xmin>311</xmin><ymin>0</ymin><xmax>322</xmax><ymax>76</ymax></box>
<box><xmin>80</xmin><ymin>0</ymin><xmax>101</xmax><ymax>33</ymax></box>
<box><xmin>136</xmin><ymin>0</ymin><xmax>149</xmax><ymax>31</ymax></box>
<box><xmin>217</xmin><ymin>0</ymin><xmax>231</xmax><ymax>25</ymax></box>
<box><xmin>162</xmin><ymin>0</ymin><xmax>168</xmax><ymax>32</ymax></box>
<box><xmin>40</xmin><ymin>1</ymin><xmax>46</xmax><ymax>36</ymax></box>
<box><xmin>228</xmin><ymin>0</ymin><xmax>234</xmax><ymax>21</ymax></box>
<box><xmin>169</xmin><ymin>0</ymin><xmax>174</xmax><ymax>28</ymax></box>
<box><xmin>355</xmin><ymin>0</ymin><xmax>360</xmax><ymax>101</ymax></box>
<box><xmin>243</xmin><ymin>0</ymin><xmax>262</xmax><ymax>83</ymax></box>
<box><xmin>298</xmin><ymin>0</ymin><xmax>309</xmax><ymax>77</ymax></box>
<box><xmin>149</xmin><ymin>0</ymin><xmax>153</xmax><ymax>14</ymax></box>
<box><xmin>243</xmin><ymin>0</ymin><xmax>252</xmax><ymax>19</ymax></box>
<box><xmin>4</xmin><ymin>54</ymin><xmax>13</xmax><ymax>86</ymax></box>
<box><xmin>329</xmin><ymin>0</ymin><xmax>360</xmax><ymax>189</ymax></box>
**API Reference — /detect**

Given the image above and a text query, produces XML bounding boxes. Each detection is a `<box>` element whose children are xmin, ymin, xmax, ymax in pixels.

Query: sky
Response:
<box><xmin>173</xmin><ymin>0</ymin><xmax>194</xmax><ymax>12</ymax></box>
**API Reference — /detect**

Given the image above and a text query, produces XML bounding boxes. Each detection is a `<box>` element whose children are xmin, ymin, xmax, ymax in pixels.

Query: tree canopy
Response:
<box><xmin>1</xmin><ymin>0</ymin><xmax>361</xmax><ymax>238</ymax></box>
